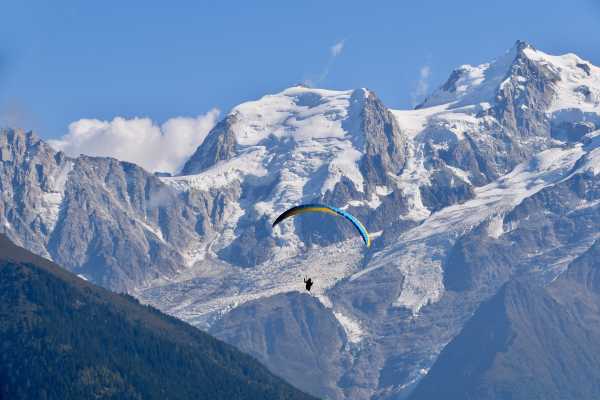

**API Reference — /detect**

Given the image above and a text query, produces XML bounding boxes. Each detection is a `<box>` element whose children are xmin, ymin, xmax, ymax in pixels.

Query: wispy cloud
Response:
<box><xmin>49</xmin><ymin>109</ymin><xmax>220</xmax><ymax>174</ymax></box>
<box><xmin>411</xmin><ymin>65</ymin><xmax>431</xmax><ymax>106</ymax></box>
<box><xmin>330</xmin><ymin>40</ymin><xmax>344</xmax><ymax>57</ymax></box>
<box><xmin>304</xmin><ymin>40</ymin><xmax>346</xmax><ymax>87</ymax></box>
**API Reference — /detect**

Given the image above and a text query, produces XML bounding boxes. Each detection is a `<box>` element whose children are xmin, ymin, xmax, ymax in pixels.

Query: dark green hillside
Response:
<box><xmin>0</xmin><ymin>234</ymin><xmax>316</xmax><ymax>400</ymax></box>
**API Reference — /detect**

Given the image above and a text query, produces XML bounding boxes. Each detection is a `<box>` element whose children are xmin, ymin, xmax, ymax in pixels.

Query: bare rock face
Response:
<box><xmin>360</xmin><ymin>90</ymin><xmax>408</xmax><ymax>188</ymax></box>
<box><xmin>47</xmin><ymin>156</ymin><xmax>203</xmax><ymax>291</ymax></box>
<box><xmin>0</xmin><ymin>129</ymin><xmax>71</xmax><ymax>257</ymax></box>
<box><xmin>180</xmin><ymin>113</ymin><xmax>239</xmax><ymax>175</ymax></box>
<box><xmin>419</xmin><ymin>164</ymin><xmax>475</xmax><ymax>211</ymax></box>
<box><xmin>211</xmin><ymin>293</ymin><xmax>349</xmax><ymax>400</ymax></box>
<box><xmin>493</xmin><ymin>41</ymin><xmax>560</xmax><ymax>140</ymax></box>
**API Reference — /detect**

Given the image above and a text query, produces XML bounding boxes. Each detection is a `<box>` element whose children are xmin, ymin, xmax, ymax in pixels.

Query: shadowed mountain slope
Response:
<box><xmin>409</xmin><ymin>240</ymin><xmax>600</xmax><ymax>400</ymax></box>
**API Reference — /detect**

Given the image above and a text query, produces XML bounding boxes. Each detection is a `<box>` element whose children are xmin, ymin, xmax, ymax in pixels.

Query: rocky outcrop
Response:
<box><xmin>0</xmin><ymin>128</ymin><xmax>71</xmax><ymax>256</ymax></box>
<box><xmin>493</xmin><ymin>41</ymin><xmax>559</xmax><ymax>140</ymax></box>
<box><xmin>359</xmin><ymin>91</ymin><xmax>408</xmax><ymax>188</ymax></box>
<box><xmin>180</xmin><ymin>114</ymin><xmax>239</xmax><ymax>175</ymax></box>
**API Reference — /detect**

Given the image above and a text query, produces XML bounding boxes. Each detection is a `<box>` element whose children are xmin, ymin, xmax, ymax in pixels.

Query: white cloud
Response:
<box><xmin>49</xmin><ymin>109</ymin><xmax>220</xmax><ymax>174</ymax></box>
<box><xmin>330</xmin><ymin>40</ymin><xmax>344</xmax><ymax>57</ymax></box>
<box><xmin>411</xmin><ymin>65</ymin><xmax>431</xmax><ymax>106</ymax></box>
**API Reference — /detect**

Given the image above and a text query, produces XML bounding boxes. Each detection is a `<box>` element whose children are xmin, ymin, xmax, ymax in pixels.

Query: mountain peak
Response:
<box><xmin>512</xmin><ymin>39</ymin><xmax>533</xmax><ymax>53</ymax></box>
<box><xmin>416</xmin><ymin>41</ymin><xmax>600</xmax><ymax>114</ymax></box>
<box><xmin>415</xmin><ymin>43</ymin><xmax>521</xmax><ymax>109</ymax></box>
<box><xmin>180</xmin><ymin>85</ymin><xmax>369</xmax><ymax>176</ymax></box>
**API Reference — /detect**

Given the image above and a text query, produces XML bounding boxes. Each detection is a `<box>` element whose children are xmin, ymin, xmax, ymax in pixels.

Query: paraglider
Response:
<box><xmin>304</xmin><ymin>277</ymin><xmax>314</xmax><ymax>292</ymax></box>
<box><xmin>271</xmin><ymin>203</ymin><xmax>371</xmax><ymax>247</ymax></box>
<box><xmin>273</xmin><ymin>203</ymin><xmax>370</xmax><ymax>292</ymax></box>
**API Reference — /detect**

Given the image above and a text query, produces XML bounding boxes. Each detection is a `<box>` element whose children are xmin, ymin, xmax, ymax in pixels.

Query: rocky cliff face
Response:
<box><xmin>181</xmin><ymin>113</ymin><xmax>239</xmax><ymax>175</ymax></box>
<box><xmin>0</xmin><ymin>128</ymin><xmax>72</xmax><ymax>257</ymax></box>
<box><xmin>211</xmin><ymin>292</ymin><xmax>349</xmax><ymax>400</ymax></box>
<box><xmin>1</xmin><ymin>41</ymin><xmax>599</xmax><ymax>399</ymax></box>
<box><xmin>0</xmin><ymin>128</ymin><xmax>206</xmax><ymax>291</ymax></box>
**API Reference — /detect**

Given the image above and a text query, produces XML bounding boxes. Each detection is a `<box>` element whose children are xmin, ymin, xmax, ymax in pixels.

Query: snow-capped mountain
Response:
<box><xmin>141</xmin><ymin>41</ymin><xmax>600</xmax><ymax>399</ymax></box>
<box><xmin>0</xmin><ymin>41</ymin><xmax>599</xmax><ymax>399</ymax></box>
<box><xmin>165</xmin><ymin>86</ymin><xmax>409</xmax><ymax>266</ymax></box>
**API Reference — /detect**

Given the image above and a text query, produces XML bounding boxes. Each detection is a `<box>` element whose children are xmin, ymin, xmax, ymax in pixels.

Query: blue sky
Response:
<box><xmin>1</xmin><ymin>0</ymin><xmax>599</xmax><ymax>140</ymax></box>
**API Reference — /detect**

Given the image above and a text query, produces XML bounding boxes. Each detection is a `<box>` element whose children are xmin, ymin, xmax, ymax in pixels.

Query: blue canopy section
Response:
<box><xmin>272</xmin><ymin>203</ymin><xmax>370</xmax><ymax>247</ymax></box>
<box><xmin>330</xmin><ymin>206</ymin><xmax>370</xmax><ymax>247</ymax></box>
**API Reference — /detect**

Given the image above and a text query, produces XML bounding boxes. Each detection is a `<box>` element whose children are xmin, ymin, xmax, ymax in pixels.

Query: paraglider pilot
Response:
<box><xmin>304</xmin><ymin>277</ymin><xmax>314</xmax><ymax>292</ymax></box>
<box><xmin>271</xmin><ymin>203</ymin><xmax>370</xmax><ymax>295</ymax></box>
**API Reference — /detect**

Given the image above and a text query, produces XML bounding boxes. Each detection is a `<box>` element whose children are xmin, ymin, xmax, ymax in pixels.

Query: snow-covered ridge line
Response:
<box><xmin>167</xmin><ymin>86</ymin><xmax>368</xmax><ymax>201</ymax></box>
<box><xmin>415</xmin><ymin>41</ymin><xmax>600</xmax><ymax>117</ymax></box>
<box><xmin>163</xmin><ymin>148</ymin><xmax>268</xmax><ymax>192</ymax></box>
<box><xmin>522</xmin><ymin>47</ymin><xmax>600</xmax><ymax>114</ymax></box>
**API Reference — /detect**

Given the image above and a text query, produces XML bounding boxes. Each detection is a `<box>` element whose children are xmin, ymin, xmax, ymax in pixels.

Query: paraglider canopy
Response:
<box><xmin>272</xmin><ymin>203</ymin><xmax>371</xmax><ymax>247</ymax></box>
